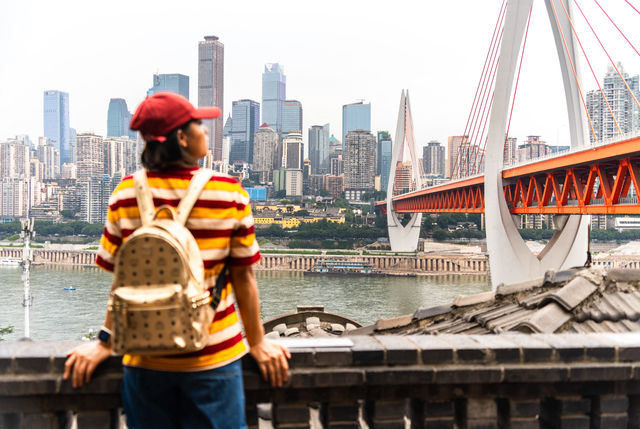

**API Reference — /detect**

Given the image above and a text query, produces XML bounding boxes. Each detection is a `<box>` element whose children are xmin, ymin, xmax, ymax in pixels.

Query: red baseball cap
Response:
<box><xmin>130</xmin><ymin>91</ymin><xmax>221</xmax><ymax>142</ymax></box>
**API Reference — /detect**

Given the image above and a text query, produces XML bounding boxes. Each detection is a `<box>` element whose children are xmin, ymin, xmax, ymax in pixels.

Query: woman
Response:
<box><xmin>64</xmin><ymin>91</ymin><xmax>290</xmax><ymax>428</ymax></box>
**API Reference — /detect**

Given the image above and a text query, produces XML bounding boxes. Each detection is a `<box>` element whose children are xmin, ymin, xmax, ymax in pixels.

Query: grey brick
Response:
<box><xmin>423</xmin><ymin>417</ymin><xmax>455</xmax><ymax>429</ymax></box>
<box><xmin>373</xmin><ymin>335</ymin><xmax>418</xmax><ymax>365</ymax></box>
<box><xmin>597</xmin><ymin>395</ymin><xmax>629</xmax><ymax>413</ymax></box>
<box><xmin>506</xmin><ymin>417</ymin><xmax>539</xmax><ymax>429</ymax></box>
<box><xmin>466</xmin><ymin>419</ymin><xmax>498</xmax><ymax>429</ymax></box>
<box><xmin>326</xmin><ymin>402</ymin><xmax>359</xmax><ymax>421</ymax></box>
<box><xmin>532</xmin><ymin>334</ymin><xmax>584</xmax><ymax>362</ymax></box>
<box><xmin>373</xmin><ymin>400</ymin><xmax>406</xmax><ymax>420</ymax></box>
<box><xmin>0</xmin><ymin>342</ymin><xmax>31</xmax><ymax>374</ymax></box>
<box><xmin>22</xmin><ymin>412</ymin><xmax>60</xmax><ymax>428</ymax></box>
<box><xmin>349</xmin><ymin>336</ymin><xmax>384</xmax><ymax>365</ymax></box>
<box><xmin>312</xmin><ymin>369</ymin><xmax>364</xmax><ymax>388</ymax></box>
<box><xmin>596</xmin><ymin>414</ymin><xmax>629</xmax><ymax>429</ymax></box>
<box><xmin>503</xmin><ymin>365</ymin><xmax>568</xmax><ymax>383</ymax></box>
<box><xmin>406</xmin><ymin>335</ymin><xmax>454</xmax><ymax>364</ymax></box>
<box><xmin>437</xmin><ymin>335</ymin><xmax>487</xmax><ymax>363</ymax></box>
<box><xmin>569</xmin><ymin>364</ymin><xmax>632</xmax><ymax>381</ymax></box>
<box><xmin>424</xmin><ymin>401</ymin><xmax>454</xmax><ymax>417</ymax></box>
<box><xmin>314</xmin><ymin>348</ymin><xmax>353</xmax><ymax>367</ymax></box>
<box><xmin>509</xmin><ymin>399</ymin><xmax>539</xmax><ymax>417</ymax></box>
<box><xmin>468</xmin><ymin>335</ymin><xmax>521</xmax><ymax>363</ymax></box>
<box><xmin>593</xmin><ymin>333</ymin><xmax>640</xmax><ymax>362</ymax></box>
<box><xmin>466</xmin><ymin>398</ymin><xmax>497</xmax><ymax>420</ymax></box>
<box><xmin>501</xmin><ymin>334</ymin><xmax>553</xmax><ymax>362</ymax></box>
<box><xmin>76</xmin><ymin>410</ymin><xmax>113</xmax><ymax>429</ymax></box>
<box><xmin>288</xmin><ymin>348</ymin><xmax>315</xmax><ymax>367</ymax></box>
<box><xmin>273</xmin><ymin>404</ymin><xmax>310</xmax><ymax>423</ymax></box>
<box><xmin>365</xmin><ymin>367</ymin><xmax>434</xmax><ymax>385</ymax></box>
<box><xmin>434</xmin><ymin>367</ymin><xmax>502</xmax><ymax>384</ymax></box>
<box><xmin>543</xmin><ymin>396</ymin><xmax>591</xmax><ymax>415</ymax></box>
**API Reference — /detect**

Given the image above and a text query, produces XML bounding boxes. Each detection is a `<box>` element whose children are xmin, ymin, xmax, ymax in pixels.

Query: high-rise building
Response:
<box><xmin>446</xmin><ymin>135</ymin><xmax>469</xmax><ymax>179</ymax></box>
<box><xmin>517</xmin><ymin>136</ymin><xmax>550</xmax><ymax>162</ymax></box>
<box><xmin>253</xmin><ymin>123</ymin><xmax>278</xmax><ymax>183</ymax></box>
<box><xmin>0</xmin><ymin>178</ymin><xmax>27</xmax><ymax>218</ymax></box>
<box><xmin>342</xmin><ymin>101</ymin><xmax>371</xmax><ymax>149</ymax></box>
<box><xmin>262</xmin><ymin>63</ymin><xmax>286</xmax><ymax>134</ymax></box>
<box><xmin>309</xmin><ymin>124</ymin><xmax>330</xmax><ymax>175</ymax></box>
<box><xmin>0</xmin><ymin>140</ymin><xmax>30</xmax><ymax>179</ymax></box>
<box><xmin>37</xmin><ymin>137</ymin><xmax>59</xmax><ymax>179</ymax></box>
<box><xmin>69</xmin><ymin>128</ymin><xmax>77</xmax><ymax>164</ymax></box>
<box><xmin>282</xmin><ymin>100</ymin><xmax>302</xmax><ymax>136</ymax></box>
<box><xmin>147</xmin><ymin>73</ymin><xmax>189</xmax><ymax>99</ymax></box>
<box><xmin>198</xmin><ymin>35</ymin><xmax>224</xmax><ymax>160</ymax></box>
<box><xmin>104</xmin><ymin>137</ymin><xmax>138</xmax><ymax>176</ymax></box>
<box><xmin>107</xmin><ymin>98</ymin><xmax>134</xmax><ymax>138</ymax></box>
<box><xmin>422</xmin><ymin>140</ymin><xmax>445</xmax><ymax>177</ymax></box>
<box><xmin>43</xmin><ymin>90</ymin><xmax>71</xmax><ymax>165</ymax></box>
<box><xmin>76</xmin><ymin>133</ymin><xmax>105</xmax><ymax>182</ymax></box>
<box><xmin>343</xmin><ymin>130</ymin><xmax>376</xmax><ymax>201</ymax></box>
<box><xmin>586</xmin><ymin>63</ymin><xmax>640</xmax><ymax>143</ymax></box>
<box><xmin>503</xmin><ymin>137</ymin><xmax>518</xmax><ymax>166</ymax></box>
<box><xmin>283</xmin><ymin>131</ymin><xmax>303</xmax><ymax>170</ymax></box>
<box><xmin>377</xmin><ymin>131</ymin><xmax>393</xmax><ymax>191</ymax></box>
<box><xmin>229</xmin><ymin>99</ymin><xmax>260</xmax><ymax>164</ymax></box>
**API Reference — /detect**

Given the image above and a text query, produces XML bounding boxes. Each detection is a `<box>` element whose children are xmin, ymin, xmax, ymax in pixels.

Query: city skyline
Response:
<box><xmin>1</xmin><ymin>1</ymin><xmax>639</xmax><ymax>152</ymax></box>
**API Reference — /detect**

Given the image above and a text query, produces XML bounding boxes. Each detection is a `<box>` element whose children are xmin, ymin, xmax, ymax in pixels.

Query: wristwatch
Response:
<box><xmin>98</xmin><ymin>327</ymin><xmax>113</xmax><ymax>346</ymax></box>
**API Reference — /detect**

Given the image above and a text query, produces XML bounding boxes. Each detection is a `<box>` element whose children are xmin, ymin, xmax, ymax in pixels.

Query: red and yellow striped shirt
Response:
<box><xmin>96</xmin><ymin>167</ymin><xmax>260</xmax><ymax>371</ymax></box>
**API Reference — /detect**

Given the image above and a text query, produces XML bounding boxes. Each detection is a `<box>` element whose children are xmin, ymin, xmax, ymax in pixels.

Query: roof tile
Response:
<box><xmin>512</xmin><ymin>303</ymin><xmax>571</xmax><ymax>333</ymax></box>
<box><xmin>452</xmin><ymin>291</ymin><xmax>495</xmax><ymax>308</ymax></box>
<box><xmin>541</xmin><ymin>276</ymin><xmax>597</xmax><ymax>311</ymax></box>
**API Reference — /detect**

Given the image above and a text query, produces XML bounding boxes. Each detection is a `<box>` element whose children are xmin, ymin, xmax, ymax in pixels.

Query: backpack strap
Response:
<box><xmin>133</xmin><ymin>170</ymin><xmax>155</xmax><ymax>226</ymax></box>
<box><xmin>210</xmin><ymin>258</ymin><xmax>231</xmax><ymax>310</ymax></box>
<box><xmin>175</xmin><ymin>168</ymin><xmax>216</xmax><ymax>226</ymax></box>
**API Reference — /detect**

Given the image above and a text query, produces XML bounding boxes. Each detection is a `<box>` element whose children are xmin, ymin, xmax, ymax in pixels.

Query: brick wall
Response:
<box><xmin>1</xmin><ymin>333</ymin><xmax>640</xmax><ymax>428</ymax></box>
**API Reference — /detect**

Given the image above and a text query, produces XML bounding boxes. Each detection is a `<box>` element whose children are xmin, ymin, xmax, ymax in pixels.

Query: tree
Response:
<box><xmin>293</xmin><ymin>210</ymin><xmax>310</xmax><ymax>217</ymax></box>
<box><xmin>0</xmin><ymin>325</ymin><xmax>13</xmax><ymax>341</ymax></box>
<box><xmin>60</xmin><ymin>210</ymin><xmax>75</xmax><ymax>219</ymax></box>
<box><xmin>274</xmin><ymin>190</ymin><xmax>286</xmax><ymax>199</ymax></box>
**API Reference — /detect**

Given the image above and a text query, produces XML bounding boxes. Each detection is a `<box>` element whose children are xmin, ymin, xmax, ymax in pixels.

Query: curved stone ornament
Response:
<box><xmin>484</xmin><ymin>0</ymin><xmax>590</xmax><ymax>288</ymax></box>
<box><xmin>387</xmin><ymin>90</ymin><xmax>423</xmax><ymax>252</ymax></box>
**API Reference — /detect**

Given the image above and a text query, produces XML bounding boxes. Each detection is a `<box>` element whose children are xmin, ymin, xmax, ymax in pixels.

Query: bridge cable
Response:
<box><xmin>573</xmin><ymin>0</ymin><xmax>640</xmax><ymax>113</ymax></box>
<box><xmin>559</xmin><ymin>0</ymin><xmax>622</xmax><ymax>136</ymax></box>
<box><xmin>452</xmin><ymin>0</ymin><xmax>507</xmax><ymax>179</ymax></box>
<box><xmin>624</xmin><ymin>0</ymin><xmax>640</xmax><ymax>16</ymax></box>
<box><xmin>549</xmin><ymin>0</ymin><xmax>598</xmax><ymax>144</ymax></box>
<box><xmin>462</xmin><ymin>10</ymin><xmax>505</xmax><ymax>178</ymax></box>
<box><xmin>593</xmin><ymin>0</ymin><xmax>640</xmax><ymax>58</ymax></box>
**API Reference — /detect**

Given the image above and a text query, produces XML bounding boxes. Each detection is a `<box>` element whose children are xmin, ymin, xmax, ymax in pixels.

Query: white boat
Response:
<box><xmin>0</xmin><ymin>257</ymin><xmax>21</xmax><ymax>266</ymax></box>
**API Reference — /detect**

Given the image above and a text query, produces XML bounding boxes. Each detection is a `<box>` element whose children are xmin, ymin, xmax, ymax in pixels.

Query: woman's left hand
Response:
<box><xmin>63</xmin><ymin>341</ymin><xmax>112</xmax><ymax>388</ymax></box>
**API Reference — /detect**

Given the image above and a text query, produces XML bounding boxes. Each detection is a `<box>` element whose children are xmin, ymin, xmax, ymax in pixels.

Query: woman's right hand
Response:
<box><xmin>63</xmin><ymin>342</ymin><xmax>112</xmax><ymax>388</ymax></box>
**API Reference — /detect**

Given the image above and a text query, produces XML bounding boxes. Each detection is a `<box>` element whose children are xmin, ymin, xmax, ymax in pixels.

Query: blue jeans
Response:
<box><xmin>121</xmin><ymin>360</ymin><xmax>247</xmax><ymax>429</ymax></box>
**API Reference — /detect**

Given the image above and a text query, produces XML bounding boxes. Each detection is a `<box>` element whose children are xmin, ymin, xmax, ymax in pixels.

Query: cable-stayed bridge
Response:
<box><xmin>377</xmin><ymin>0</ymin><xmax>640</xmax><ymax>287</ymax></box>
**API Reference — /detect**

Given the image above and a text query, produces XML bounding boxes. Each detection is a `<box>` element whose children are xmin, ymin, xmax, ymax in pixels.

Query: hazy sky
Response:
<box><xmin>1</xmin><ymin>0</ymin><xmax>638</xmax><ymax>152</ymax></box>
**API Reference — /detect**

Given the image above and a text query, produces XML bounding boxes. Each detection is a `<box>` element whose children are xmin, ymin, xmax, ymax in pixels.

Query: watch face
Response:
<box><xmin>98</xmin><ymin>329</ymin><xmax>111</xmax><ymax>343</ymax></box>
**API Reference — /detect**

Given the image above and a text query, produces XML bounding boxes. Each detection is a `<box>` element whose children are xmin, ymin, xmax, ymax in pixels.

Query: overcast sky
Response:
<box><xmin>1</xmin><ymin>0</ymin><xmax>638</xmax><ymax>153</ymax></box>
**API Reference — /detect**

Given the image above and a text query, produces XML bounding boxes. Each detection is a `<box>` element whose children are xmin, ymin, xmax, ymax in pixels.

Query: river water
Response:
<box><xmin>0</xmin><ymin>266</ymin><xmax>490</xmax><ymax>341</ymax></box>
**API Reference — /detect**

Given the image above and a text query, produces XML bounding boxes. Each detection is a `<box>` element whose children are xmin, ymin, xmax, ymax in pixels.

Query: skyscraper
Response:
<box><xmin>76</xmin><ymin>133</ymin><xmax>105</xmax><ymax>182</ymax></box>
<box><xmin>262</xmin><ymin>63</ymin><xmax>286</xmax><ymax>134</ymax></box>
<box><xmin>586</xmin><ymin>63</ymin><xmax>640</xmax><ymax>143</ymax></box>
<box><xmin>229</xmin><ymin>99</ymin><xmax>260</xmax><ymax>164</ymax></box>
<box><xmin>344</xmin><ymin>130</ymin><xmax>376</xmax><ymax>201</ymax></box>
<box><xmin>43</xmin><ymin>90</ymin><xmax>70</xmax><ymax>165</ymax></box>
<box><xmin>147</xmin><ymin>73</ymin><xmax>189</xmax><ymax>99</ymax></box>
<box><xmin>422</xmin><ymin>140</ymin><xmax>445</xmax><ymax>177</ymax></box>
<box><xmin>309</xmin><ymin>124</ymin><xmax>330</xmax><ymax>174</ymax></box>
<box><xmin>283</xmin><ymin>131</ymin><xmax>303</xmax><ymax>170</ymax></box>
<box><xmin>377</xmin><ymin>131</ymin><xmax>392</xmax><ymax>191</ymax></box>
<box><xmin>282</xmin><ymin>100</ymin><xmax>302</xmax><ymax>136</ymax></box>
<box><xmin>342</xmin><ymin>101</ymin><xmax>371</xmax><ymax>149</ymax></box>
<box><xmin>107</xmin><ymin>99</ymin><xmax>134</xmax><ymax>138</ymax></box>
<box><xmin>446</xmin><ymin>135</ymin><xmax>468</xmax><ymax>179</ymax></box>
<box><xmin>253</xmin><ymin>124</ymin><xmax>278</xmax><ymax>184</ymax></box>
<box><xmin>198</xmin><ymin>35</ymin><xmax>224</xmax><ymax>160</ymax></box>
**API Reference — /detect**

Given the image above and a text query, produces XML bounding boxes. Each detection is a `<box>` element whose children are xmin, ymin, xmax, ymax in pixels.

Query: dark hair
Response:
<box><xmin>140</xmin><ymin>121</ymin><xmax>194</xmax><ymax>171</ymax></box>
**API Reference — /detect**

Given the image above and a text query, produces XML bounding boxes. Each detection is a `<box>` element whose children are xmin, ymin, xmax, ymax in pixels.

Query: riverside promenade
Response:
<box><xmin>0</xmin><ymin>247</ymin><xmax>490</xmax><ymax>275</ymax></box>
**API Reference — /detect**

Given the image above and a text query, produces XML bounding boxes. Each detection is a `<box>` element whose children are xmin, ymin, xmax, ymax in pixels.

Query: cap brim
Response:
<box><xmin>192</xmin><ymin>106</ymin><xmax>222</xmax><ymax>119</ymax></box>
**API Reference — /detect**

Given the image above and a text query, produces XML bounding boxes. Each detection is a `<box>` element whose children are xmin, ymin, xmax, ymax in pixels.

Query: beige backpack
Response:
<box><xmin>108</xmin><ymin>169</ymin><xmax>217</xmax><ymax>355</ymax></box>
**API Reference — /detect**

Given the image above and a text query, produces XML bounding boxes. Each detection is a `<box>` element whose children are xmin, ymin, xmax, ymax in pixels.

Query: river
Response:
<box><xmin>0</xmin><ymin>266</ymin><xmax>490</xmax><ymax>341</ymax></box>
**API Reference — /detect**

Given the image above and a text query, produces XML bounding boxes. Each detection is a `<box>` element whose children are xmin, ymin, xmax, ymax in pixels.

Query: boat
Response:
<box><xmin>0</xmin><ymin>257</ymin><xmax>21</xmax><ymax>267</ymax></box>
<box><xmin>307</xmin><ymin>259</ymin><xmax>385</xmax><ymax>276</ymax></box>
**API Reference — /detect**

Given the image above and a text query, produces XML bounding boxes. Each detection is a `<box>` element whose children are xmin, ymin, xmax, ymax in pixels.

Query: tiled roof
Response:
<box><xmin>353</xmin><ymin>266</ymin><xmax>640</xmax><ymax>336</ymax></box>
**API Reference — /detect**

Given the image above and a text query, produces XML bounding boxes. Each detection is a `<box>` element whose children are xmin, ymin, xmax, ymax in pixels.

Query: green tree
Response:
<box><xmin>0</xmin><ymin>325</ymin><xmax>13</xmax><ymax>341</ymax></box>
<box><xmin>293</xmin><ymin>210</ymin><xmax>310</xmax><ymax>217</ymax></box>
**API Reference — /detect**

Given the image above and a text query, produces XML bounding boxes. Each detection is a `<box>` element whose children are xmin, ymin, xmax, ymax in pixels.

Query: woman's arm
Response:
<box><xmin>231</xmin><ymin>264</ymin><xmax>291</xmax><ymax>387</ymax></box>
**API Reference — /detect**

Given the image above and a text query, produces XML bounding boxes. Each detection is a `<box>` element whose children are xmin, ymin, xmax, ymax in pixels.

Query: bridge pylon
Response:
<box><xmin>484</xmin><ymin>0</ymin><xmax>590</xmax><ymax>287</ymax></box>
<box><xmin>387</xmin><ymin>90</ymin><xmax>423</xmax><ymax>252</ymax></box>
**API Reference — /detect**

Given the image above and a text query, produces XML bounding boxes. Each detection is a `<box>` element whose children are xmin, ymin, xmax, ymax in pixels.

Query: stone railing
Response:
<box><xmin>1</xmin><ymin>333</ymin><xmax>640</xmax><ymax>428</ymax></box>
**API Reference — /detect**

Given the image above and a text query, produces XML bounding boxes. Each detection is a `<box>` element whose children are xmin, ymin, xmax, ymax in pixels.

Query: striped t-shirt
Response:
<box><xmin>96</xmin><ymin>167</ymin><xmax>260</xmax><ymax>371</ymax></box>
